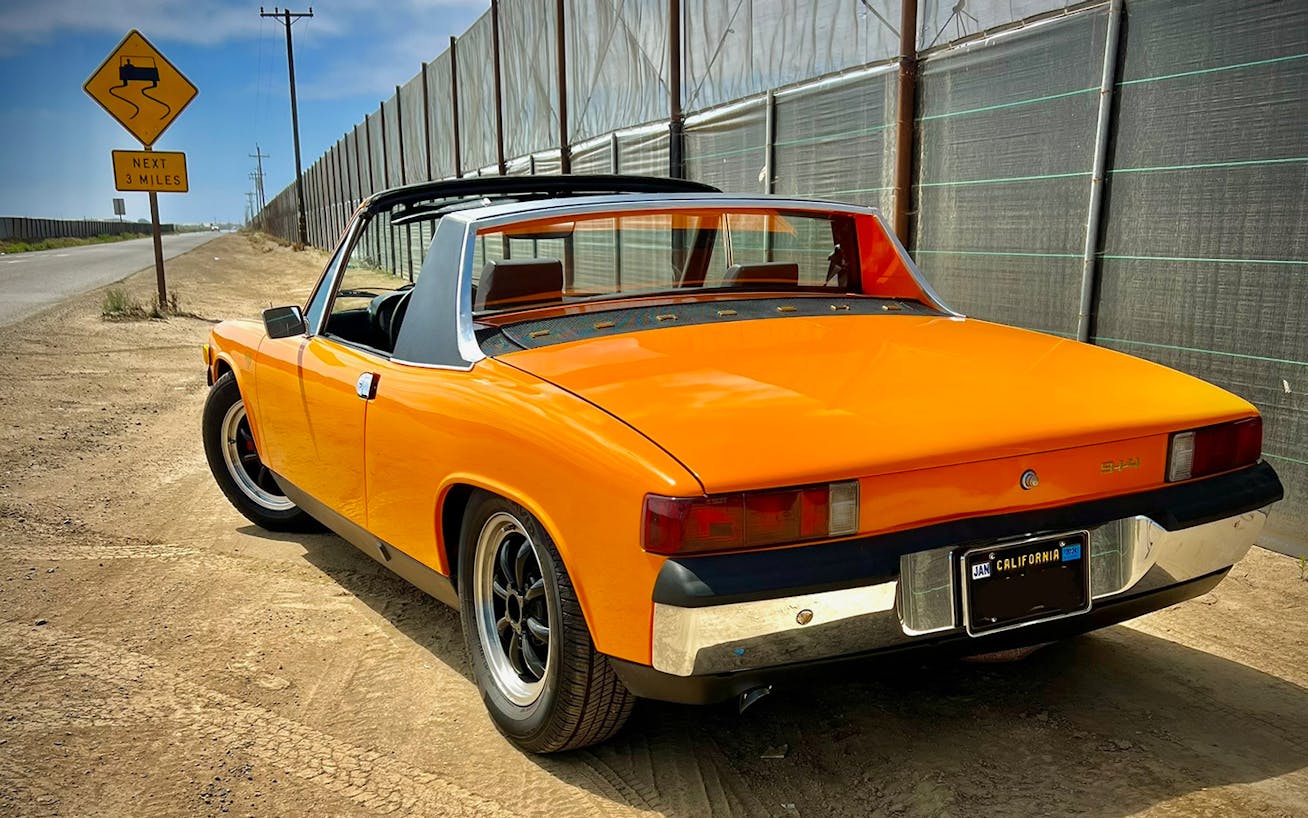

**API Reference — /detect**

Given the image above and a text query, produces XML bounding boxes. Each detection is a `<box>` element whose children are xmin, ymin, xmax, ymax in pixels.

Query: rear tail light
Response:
<box><xmin>1166</xmin><ymin>417</ymin><xmax>1262</xmax><ymax>482</ymax></box>
<box><xmin>643</xmin><ymin>481</ymin><xmax>859</xmax><ymax>555</ymax></box>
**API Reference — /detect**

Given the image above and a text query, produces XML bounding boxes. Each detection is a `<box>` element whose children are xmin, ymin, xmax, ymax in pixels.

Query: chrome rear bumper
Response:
<box><xmin>651</xmin><ymin>509</ymin><xmax>1267</xmax><ymax>677</ymax></box>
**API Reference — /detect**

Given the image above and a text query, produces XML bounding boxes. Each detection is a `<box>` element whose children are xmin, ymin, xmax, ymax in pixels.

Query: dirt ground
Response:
<box><xmin>1</xmin><ymin>232</ymin><xmax>1306</xmax><ymax>817</ymax></box>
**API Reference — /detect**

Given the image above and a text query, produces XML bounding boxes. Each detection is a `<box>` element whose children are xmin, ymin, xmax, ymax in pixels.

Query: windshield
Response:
<box><xmin>470</xmin><ymin>207</ymin><xmax>860</xmax><ymax>315</ymax></box>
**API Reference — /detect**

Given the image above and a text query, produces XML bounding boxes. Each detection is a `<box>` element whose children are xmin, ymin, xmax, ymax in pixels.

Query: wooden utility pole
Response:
<box><xmin>248</xmin><ymin>145</ymin><xmax>270</xmax><ymax>211</ymax></box>
<box><xmin>261</xmin><ymin>6</ymin><xmax>314</xmax><ymax>246</ymax></box>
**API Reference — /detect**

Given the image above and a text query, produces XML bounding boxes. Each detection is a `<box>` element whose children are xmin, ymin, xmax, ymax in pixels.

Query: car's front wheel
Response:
<box><xmin>202</xmin><ymin>371</ymin><xmax>319</xmax><ymax>532</ymax></box>
<box><xmin>459</xmin><ymin>492</ymin><xmax>634</xmax><ymax>752</ymax></box>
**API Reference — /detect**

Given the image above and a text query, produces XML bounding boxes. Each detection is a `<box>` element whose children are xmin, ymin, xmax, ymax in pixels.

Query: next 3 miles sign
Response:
<box><xmin>111</xmin><ymin>150</ymin><xmax>188</xmax><ymax>193</ymax></box>
<box><xmin>84</xmin><ymin>29</ymin><xmax>197</xmax><ymax>303</ymax></box>
<box><xmin>84</xmin><ymin>29</ymin><xmax>197</xmax><ymax>193</ymax></box>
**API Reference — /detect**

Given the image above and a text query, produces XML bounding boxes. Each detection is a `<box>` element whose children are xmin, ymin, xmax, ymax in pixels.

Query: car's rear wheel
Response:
<box><xmin>202</xmin><ymin>371</ymin><xmax>319</xmax><ymax>532</ymax></box>
<box><xmin>459</xmin><ymin>492</ymin><xmax>634</xmax><ymax>752</ymax></box>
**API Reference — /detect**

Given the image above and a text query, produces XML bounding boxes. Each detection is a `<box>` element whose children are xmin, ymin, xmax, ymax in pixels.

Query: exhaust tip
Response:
<box><xmin>738</xmin><ymin>685</ymin><xmax>773</xmax><ymax>714</ymax></box>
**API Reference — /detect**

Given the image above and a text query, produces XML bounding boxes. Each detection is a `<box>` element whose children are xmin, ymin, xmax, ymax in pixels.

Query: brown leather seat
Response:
<box><xmin>722</xmin><ymin>261</ymin><xmax>800</xmax><ymax>287</ymax></box>
<box><xmin>477</xmin><ymin>258</ymin><xmax>564</xmax><ymax>310</ymax></box>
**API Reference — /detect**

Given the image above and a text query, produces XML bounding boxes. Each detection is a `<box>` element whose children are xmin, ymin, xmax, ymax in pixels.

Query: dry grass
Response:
<box><xmin>0</xmin><ymin>232</ymin><xmax>151</xmax><ymax>254</ymax></box>
<box><xmin>101</xmin><ymin>287</ymin><xmax>206</xmax><ymax>322</ymax></box>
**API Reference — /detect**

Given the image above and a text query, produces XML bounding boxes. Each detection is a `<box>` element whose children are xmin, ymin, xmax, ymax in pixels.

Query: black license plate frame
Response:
<box><xmin>962</xmin><ymin>530</ymin><xmax>1091</xmax><ymax>636</ymax></box>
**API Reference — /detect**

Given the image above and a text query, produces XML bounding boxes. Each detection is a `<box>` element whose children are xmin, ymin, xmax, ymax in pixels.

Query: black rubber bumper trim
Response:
<box><xmin>614</xmin><ymin>567</ymin><xmax>1230</xmax><ymax>705</ymax></box>
<box><xmin>653</xmin><ymin>461</ymin><xmax>1281</xmax><ymax>608</ymax></box>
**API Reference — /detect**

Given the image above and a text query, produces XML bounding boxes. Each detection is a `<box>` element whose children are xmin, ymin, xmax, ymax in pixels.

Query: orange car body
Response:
<box><xmin>205</xmin><ymin>180</ymin><xmax>1281</xmax><ymax>693</ymax></box>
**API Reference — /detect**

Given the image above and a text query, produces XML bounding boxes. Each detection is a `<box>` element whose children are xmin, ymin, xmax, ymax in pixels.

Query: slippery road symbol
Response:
<box><xmin>84</xmin><ymin>29</ymin><xmax>198</xmax><ymax>147</ymax></box>
<box><xmin>110</xmin><ymin>56</ymin><xmax>171</xmax><ymax>120</ymax></box>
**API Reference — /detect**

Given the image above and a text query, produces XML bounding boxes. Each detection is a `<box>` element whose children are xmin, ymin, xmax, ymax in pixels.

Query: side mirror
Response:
<box><xmin>263</xmin><ymin>305</ymin><xmax>307</xmax><ymax>339</ymax></box>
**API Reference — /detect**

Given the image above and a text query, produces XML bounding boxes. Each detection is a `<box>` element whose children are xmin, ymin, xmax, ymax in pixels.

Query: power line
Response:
<box><xmin>260</xmin><ymin>6</ymin><xmax>314</xmax><ymax>247</ymax></box>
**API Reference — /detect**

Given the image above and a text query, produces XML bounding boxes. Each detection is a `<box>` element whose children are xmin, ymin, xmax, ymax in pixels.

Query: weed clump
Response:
<box><xmin>101</xmin><ymin>288</ymin><xmax>148</xmax><ymax>320</ymax></box>
<box><xmin>102</xmin><ymin>288</ymin><xmax>200</xmax><ymax>321</ymax></box>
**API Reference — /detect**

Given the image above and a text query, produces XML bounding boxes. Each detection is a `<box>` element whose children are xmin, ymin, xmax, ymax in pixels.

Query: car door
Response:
<box><xmin>361</xmin><ymin>359</ymin><xmax>468</xmax><ymax>573</ymax></box>
<box><xmin>253</xmin><ymin>214</ymin><xmax>399</xmax><ymax>529</ymax></box>
<box><xmin>255</xmin><ymin>334</ymin><xmax>377</xmax><ymax>528</ymax></box>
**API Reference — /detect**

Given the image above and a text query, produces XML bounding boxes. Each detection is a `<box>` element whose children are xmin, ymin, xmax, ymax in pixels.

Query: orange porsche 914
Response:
<box><xmin>201</xmin><ymin>176</ymin><xmax>1283</xmax><ymax>753</ymax></box>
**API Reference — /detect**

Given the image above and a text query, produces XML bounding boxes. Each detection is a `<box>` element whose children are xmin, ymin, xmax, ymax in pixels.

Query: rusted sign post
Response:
<box><xmin>85</xmin><ymin>30</ymin><xmax>197</xmax><ymax>308</ymax></box>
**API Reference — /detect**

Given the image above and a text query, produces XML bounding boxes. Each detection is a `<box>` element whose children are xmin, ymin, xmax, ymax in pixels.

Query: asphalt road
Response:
<box><xmin>0</xmin><ymin>231</ymin><xmax>222</xmax><ymax>328</ymax></box>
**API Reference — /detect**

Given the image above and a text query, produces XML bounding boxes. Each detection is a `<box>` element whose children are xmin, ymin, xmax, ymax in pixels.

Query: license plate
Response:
<box><xmin>962</xmin><ymin>531</ymin><xmax>1090</xmax><ymax>635</ymax></box>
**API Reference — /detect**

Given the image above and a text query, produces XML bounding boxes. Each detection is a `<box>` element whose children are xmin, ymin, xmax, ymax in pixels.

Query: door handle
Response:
<box><xmin>355</xmin><ymin>372</ymin><xmax>380</xmax><ymax>400</ymax></box>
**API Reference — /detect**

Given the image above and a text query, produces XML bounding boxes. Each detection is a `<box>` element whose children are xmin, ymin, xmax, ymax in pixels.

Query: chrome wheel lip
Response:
<box><xmin>474</xmin><ymin>511</ymin><xmax>553</xmax><ymax>707</ymax></box>
<box><xmin>219</xmin><ymin>402</ymin><xmax>295</xmax><ymax>512</ymax></box>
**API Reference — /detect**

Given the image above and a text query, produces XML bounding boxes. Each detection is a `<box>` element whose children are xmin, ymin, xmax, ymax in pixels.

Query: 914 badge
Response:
<box><xmin>1101</xmin><ymin>456</ymin><xmax>1142</xmax><ymax>474</ymax></box>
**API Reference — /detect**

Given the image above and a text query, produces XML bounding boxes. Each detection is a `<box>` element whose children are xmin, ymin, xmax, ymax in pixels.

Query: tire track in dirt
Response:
<box><xmin>0</xmin><ymin>539</ymin><xmax>198</xmax><ymax>562</ymax></box>
<box><xmin>575</xmin><ymin>714</ymin><xmax>782</xmax><ymax>817</ymax></box>
<box><xmin>0</xmin><ymin>754</ymin><xmax>60</xmax><ymax>817</ymax></box>
<box><xmin>284</xmin><ymin>578</ymin><xmax>650</xmax><ymax>818</ymax></box>
<box><xmin>0</xmin><ymin>510</ymin><xmax>199</xmax><ymax>563</ymax></box>
<box><xmin>0</xmin><ymin>622</ymin><xmax>517</xmax><ymax>818</ymax></box>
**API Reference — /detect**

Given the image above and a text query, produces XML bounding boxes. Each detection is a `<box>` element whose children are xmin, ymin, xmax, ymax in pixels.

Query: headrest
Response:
<box><xmin>477</xmin><ymin>258</ymin><xmax>564</xmax><ymax>310</ymax></box>
<box><xmin>722</xmin><ymin>261</ymin><xmax>800</xmax><ymax>288</ymax></box>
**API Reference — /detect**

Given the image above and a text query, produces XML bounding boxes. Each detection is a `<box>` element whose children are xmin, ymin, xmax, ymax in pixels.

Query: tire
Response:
<box><xmin>202</xmin><ymin>371</ymin><xmax>320</xmax><ymax>532</ymax></box>
<box><xmin>459</xmin><ymin>492</ymin><xmax>635</xmax><ymax>753</ymax></box>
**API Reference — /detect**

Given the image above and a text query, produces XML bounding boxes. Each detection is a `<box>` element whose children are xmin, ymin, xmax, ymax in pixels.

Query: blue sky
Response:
<box><xmin>0</xmin><ymin>0</ymin><xmax>487</xmax><ymax>224</ymax></box>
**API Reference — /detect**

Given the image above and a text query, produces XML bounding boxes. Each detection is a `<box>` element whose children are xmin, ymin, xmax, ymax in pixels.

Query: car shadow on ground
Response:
<box><xmin>273</xmin><ymin>531</ymin><xmax>1308</xmax><ymax>818</ymax></box>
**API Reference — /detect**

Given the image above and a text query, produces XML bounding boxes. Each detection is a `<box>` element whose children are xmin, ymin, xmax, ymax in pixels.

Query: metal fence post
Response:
<box><xmin>353</xmin><ymin>125</ymin><xmax>365</xmax><ymax>203</ymax></box>
<box><xmin>421</xmin><ymin>62</ymin><xmax>434</xmax><ymax>182</ymax></box>
<box><xmin>314</xmin><ymin>161</ymin><xmax>325</xmax><ymax>247</ymax></box>
<box><xmin>306</xmin><ymin>161</ymin><xmax>315</xmax><ymax>247</ymax></box>
<box><xmin>332</xmin><ymin>142</ymin><xmax>344</xmax><ymax>238</ymax></box>
<box><xmin>379</xmin><ymin>96</ymin><xmax>394</xmax><ymax>273</ymax></box>
<box><xmin>396</xmin><ymin>82</ymin><xmax>415</xmax><ymax>280</ymax></box>
<box><xmin>555</xmin><ymin>0</ymin><xmax>571</xmax><ymax>173</ymax></box>
<box><xmin>450</xmin><ymin>36</ymin><xmax>463</xmax><ymax>178</ymax></box>
<box><xmin>763</xmin><ymin>89</ymin><xmax>776</xmax><ymax>194</ymax></box>
<box><xmin>1076</xmin><ymin>0</ymin><xmax>1124</xmax><ymax>343</ymax></box>
<box><xmin>668</xmin><ymin>0</ymin><xmax>684</xmax><ymax>179</ymax></box>
<box><xmin>893</xmin><ymin>0</ymin><xmax>919</xmax><ymax>246</ymax></box>
<box><xmin>342</xmin><ymin>138</ymin><xmax>352</xmax><ymax>228</ymax></box>
<box><xmin>326</xmin><ymin>146</ymin><xmax>336</xmax><ymax>242</ymax></box>
<box><xmin>355</xmin><ymin>123</ymin><xmax>370</xmax><ymax>260</ymax></box>
<box><xmin>491</xmin><ymin>0</ymin><xmax>507</xmax><ymax>175</ymax></box>
<box><xmin>378</xmin><ymin>100</ymin><xmax>389</xmax><ymax>190</ymax></box>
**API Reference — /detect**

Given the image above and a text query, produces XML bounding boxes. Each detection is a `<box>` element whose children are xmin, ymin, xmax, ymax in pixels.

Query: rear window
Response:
<box><xmin>470</xmin><ymin>208</ymin><xmax>860</xmax><ymax>314</ymax></box>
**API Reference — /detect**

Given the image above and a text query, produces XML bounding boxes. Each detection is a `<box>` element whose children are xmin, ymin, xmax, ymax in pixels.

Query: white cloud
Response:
<box><xmin>298</xmin><ymin>19</ymin><xmax>468</xmax><ymax>101</ymax></box>
<box><xmin>0</xmin><ymin>0</ymin><xmax>483</xmax><ymax>58</ymax></box>
<box><xmin>0</xmin><ymin>1</ymin><xmax>264</xmax><ymax>55</ymax></box>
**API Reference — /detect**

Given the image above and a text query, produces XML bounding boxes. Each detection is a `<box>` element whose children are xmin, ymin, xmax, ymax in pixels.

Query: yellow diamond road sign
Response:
<box><xmin>84</xmin><ymin>30</ymin><xmax>197</xmax><ymax>147</ymax></box>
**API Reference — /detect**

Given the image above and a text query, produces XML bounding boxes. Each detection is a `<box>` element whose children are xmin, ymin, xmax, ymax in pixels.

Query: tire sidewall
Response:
<box><xmin>459</xmin><ymin>493</ymin><xmax>565</xmax><ymax>745</ymax></box>
<box><xmin>202</xmin><ymin>372</ymin><xmax>309</xmax><ymax>530</ymax></box>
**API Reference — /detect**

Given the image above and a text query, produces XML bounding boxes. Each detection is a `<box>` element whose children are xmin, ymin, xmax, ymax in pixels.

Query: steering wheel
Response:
<box><xmin>367</xmin><ymin>288</ymin><xmax>411</xmax><ymax>350</ymax></box>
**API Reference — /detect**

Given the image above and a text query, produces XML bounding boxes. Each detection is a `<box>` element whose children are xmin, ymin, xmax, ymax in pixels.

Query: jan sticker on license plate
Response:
<box><xmin>962</xmin><ymin>531</ymin><xmax>1090</xmax><ymax>635</ymax></box>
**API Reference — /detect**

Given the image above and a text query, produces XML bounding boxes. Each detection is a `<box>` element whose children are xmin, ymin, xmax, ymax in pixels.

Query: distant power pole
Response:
<box><xmin>245</xmin><ymin>191</ymin><xmax>256</xmax><ymax>225</ymax></box>
<box><xmin>249</xmin><ymin>144</ymin><xmax>270</xmax><ymax>211</ymax></box>
<box><xmin>260</xmin><ymin>6</ymin><xmax>314</xmax><ymax>246</ymax></box>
